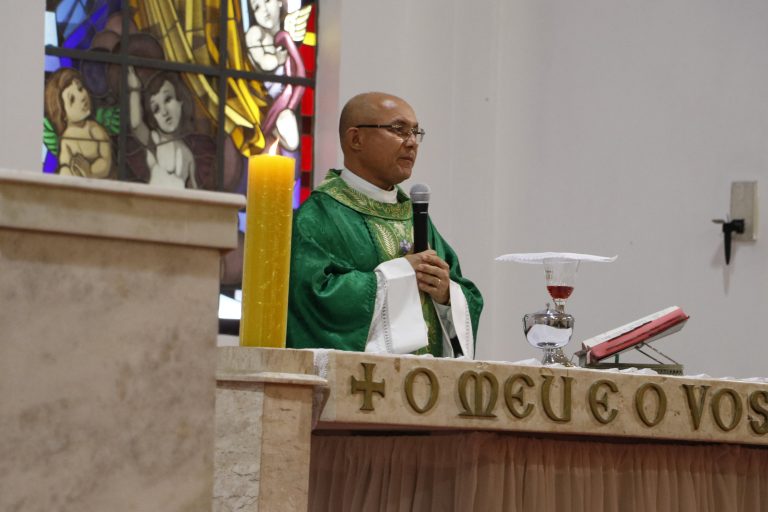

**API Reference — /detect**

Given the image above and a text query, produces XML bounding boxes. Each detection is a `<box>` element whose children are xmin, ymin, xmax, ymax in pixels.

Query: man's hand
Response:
<box><xmin>404</xmin><ymin>250</ymin><xmax>450</xmax><ymax>305</ymax></box>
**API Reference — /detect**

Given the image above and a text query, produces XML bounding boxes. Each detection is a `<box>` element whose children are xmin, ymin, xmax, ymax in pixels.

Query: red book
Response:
<box><xmin>581</xmin><ymin>306</ymin><xmax>690</xmax><ymax>364</ymax></box>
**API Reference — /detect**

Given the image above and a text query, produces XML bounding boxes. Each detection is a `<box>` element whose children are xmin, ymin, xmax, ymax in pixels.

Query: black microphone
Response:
<box><xmin>410</xmin><ymin>183</ymin><xmax>430</xmax><ymax>252</ymax></box>
<box><xmin>410</xmin><ymin>183</ymin><xmax>463</xmax><ymax>357</ymax></box>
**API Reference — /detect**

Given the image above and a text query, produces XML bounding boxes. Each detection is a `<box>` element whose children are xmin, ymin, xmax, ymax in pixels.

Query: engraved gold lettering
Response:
<box><xmin>588</xmin><ymin>379</ymin><xmax>618</xmax><ymax>425</ymax></box>
<box><xmin>350</xmin><ymin>362</ymin><xmax>385</xmax><ymax>411</ymax></box>
<box><xmin>404</xmin><ymin>367</ymin><xmax>439</xmax><ymax>414</ymax></box>
<box><xmin>458</xmin><ymin>371</ymin><xmax>498</xmax><ymax>418</ymax></box>
<box><xmin>748</xmin><ymin>390</ymin><xmax>768</xmax><ymax>435</ymax></box>
<box><xmin>634</xmin><ymin>383</ymin><xmax>667</xmax><ymax>427</ymax></box>
<box><xmin>682</xmin><ymin>384</ymin><xmax>710</xmax><ymax>430</ymax></box>
<box><xmin>711</xmin><ymin>388</ymin><xmax>743</xmax><ymax>432</ymax></box>
<box><xmin>541</xmin><ymin>375</ymin><xmax>573</xmax><ymax>423</ymax></box>
<box><xmin>504</xmin><ymin>373</ymin><xmax>535</xmax><ymax>419</ymax></box>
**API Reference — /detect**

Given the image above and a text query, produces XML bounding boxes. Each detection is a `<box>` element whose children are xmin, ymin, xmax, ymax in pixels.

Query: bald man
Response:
<box><xmin>286</xmin><ymin>92</ymin><xmax>483</xmax><ymax>358</ymax></box>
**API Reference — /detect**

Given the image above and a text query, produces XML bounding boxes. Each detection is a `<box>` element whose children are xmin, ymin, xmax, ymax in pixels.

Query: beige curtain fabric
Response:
<box><xmin>309</xmin><ymin>432</ymin><xmax>768</xmax><ymax>512</ymax></box>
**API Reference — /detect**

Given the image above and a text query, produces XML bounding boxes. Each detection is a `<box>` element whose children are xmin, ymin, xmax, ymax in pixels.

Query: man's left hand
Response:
<box><xmin>414</xmin><ymin>251</ymin><xmax>451</xmax><ymax>305</ymax></box>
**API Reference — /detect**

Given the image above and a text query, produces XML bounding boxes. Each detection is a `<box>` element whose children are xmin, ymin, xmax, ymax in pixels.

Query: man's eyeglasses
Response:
<box><xmin>355</xmin><ymin>124</ymin><xmax>426</xmax><ymax>143</ymax></box>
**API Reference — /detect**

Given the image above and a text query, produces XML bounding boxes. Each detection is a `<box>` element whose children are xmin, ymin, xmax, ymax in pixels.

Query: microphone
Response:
<box><xmin>410</xmin><ymin>183</ymin><xmax>463</xmax><ymax>357</ymax></box>
<box><xmin>410</xmin><ymin>183</ymin><xmax>430</xmax><ymax>253</ymax></box>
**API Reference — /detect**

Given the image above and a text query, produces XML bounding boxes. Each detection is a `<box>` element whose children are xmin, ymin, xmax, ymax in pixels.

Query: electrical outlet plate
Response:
<box><xmin>730</xmin><ymin>181</ymin><xmax>758</xmax><ymax>241</ymax></box>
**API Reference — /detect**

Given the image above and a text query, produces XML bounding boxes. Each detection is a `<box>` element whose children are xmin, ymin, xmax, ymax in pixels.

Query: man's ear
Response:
<box><xmin>346</xmin><ymin>127</ymin><xmax>363</xmax><ymax>151</ymax></box>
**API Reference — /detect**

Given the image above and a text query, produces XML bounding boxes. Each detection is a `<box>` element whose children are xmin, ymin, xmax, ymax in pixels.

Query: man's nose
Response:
<box><xmin>403</xmin><ymin>134</ymin><xmax>418</xmax><ymax>147</ymax></box>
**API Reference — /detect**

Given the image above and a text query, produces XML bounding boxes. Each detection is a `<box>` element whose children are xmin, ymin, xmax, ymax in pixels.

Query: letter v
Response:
<box><xmin>682</xmin><ymin>384</ymin><xmax>710</xmax><ymax>430</ymax></box>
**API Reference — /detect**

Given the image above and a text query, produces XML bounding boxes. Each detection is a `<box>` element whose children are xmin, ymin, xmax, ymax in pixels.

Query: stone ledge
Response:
<box><xmin>0</xmin><ymin>168</ymin><xmax>244</xmax><ymax>249</ymax></box>
<box><xmin>218</xmin><ymin>347</ymin><xmax>316</xmax><ymax>375</ymax></box>
<box><xmin>217</xmin><ymin>372</ymin><xmax>328</xmax><ymax>387</ymax></box>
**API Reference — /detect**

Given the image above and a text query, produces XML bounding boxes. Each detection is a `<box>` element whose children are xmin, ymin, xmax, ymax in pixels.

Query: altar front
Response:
<box><xmin>215</xmin><ymin>348</ymin><xmax>768</xmax><ymax>512</ymax></box>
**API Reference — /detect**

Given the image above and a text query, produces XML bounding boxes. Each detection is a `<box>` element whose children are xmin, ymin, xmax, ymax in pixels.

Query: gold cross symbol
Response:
<box><xmin>350</xmin><ymin>362</ymin><xmax>386</xmax><ymax>411</ymax></box>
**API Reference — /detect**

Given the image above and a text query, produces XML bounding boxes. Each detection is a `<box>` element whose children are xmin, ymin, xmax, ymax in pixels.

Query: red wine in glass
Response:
<box><xmin>547</xmin><ymin>285</ymin><xmax>573</xmax><ymax>300</ymax></box>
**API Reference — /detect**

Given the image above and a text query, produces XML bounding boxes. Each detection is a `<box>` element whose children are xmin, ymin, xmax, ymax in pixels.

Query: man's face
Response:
<box><xmin>357</xmin><ymin>97</ymin><xmax>420</xmax><ymax>190</ymax></box>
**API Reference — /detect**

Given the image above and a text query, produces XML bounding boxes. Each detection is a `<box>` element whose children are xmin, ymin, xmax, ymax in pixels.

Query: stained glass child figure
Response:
<box><xmin>245</xmin><ymin>0</ymin><xmax>287</xmax><ymax>73</ymax></box>
<box><xmin>245</xmin><ymin>0</ymin><xmax>311</xmax><ymax>151</ymax></box>
<box><xmin>44</xmin><ymin>68</ymin><xmax>113</xmax><ymax>178</ymax></box>
<box><xmin>128</xmin><ymin>67</ymin><xmax>197</xmax><ymax>189</ymax></box>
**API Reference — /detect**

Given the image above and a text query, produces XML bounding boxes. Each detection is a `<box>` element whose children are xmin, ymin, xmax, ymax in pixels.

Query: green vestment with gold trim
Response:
<box><xmin>286</xmin><ymin>170</ymin><xmax>483</xmax><ymax>355</ymax></box>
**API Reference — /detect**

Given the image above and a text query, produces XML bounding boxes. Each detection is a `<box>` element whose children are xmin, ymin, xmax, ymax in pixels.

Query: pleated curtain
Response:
<box><xmin>309</xmin><ymin>432</ymin><xmax>768</xmax><ymax>512</ymax></box>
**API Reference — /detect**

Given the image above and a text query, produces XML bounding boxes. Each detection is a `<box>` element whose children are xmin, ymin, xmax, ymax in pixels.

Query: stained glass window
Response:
<box><xmin>44</xmin><ymin>0</ymin><xmax>319</xmax><ymax>298</ymax></box>
<box><xmin>43</xmin><ymin>0</ymin><xmax>318</xmax><ymax>208</ymax></box>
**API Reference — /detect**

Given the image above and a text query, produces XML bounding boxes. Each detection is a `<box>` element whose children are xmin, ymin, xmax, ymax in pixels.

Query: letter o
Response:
<box><xmin>404</xmin><ymin>367</ymin><xmax>440</xmax><ymax>414</ymax></box>
<box><xmin>634</xmin><ymin>383</ymin><xmax>667</xmax><ymax>427</ymax></box>
<box><xmin>711</xmin><ymin>388</ymin><xmax>743</xmax><ymax>432</ymax></box>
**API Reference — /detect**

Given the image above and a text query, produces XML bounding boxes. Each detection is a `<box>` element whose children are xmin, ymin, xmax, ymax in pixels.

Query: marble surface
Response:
<box><xmin>214</xmin><ymin>381</ymin><xmax>319</xmax><ymax>512</ymax></box>
<box><xmin>214</xmin><ymin>348</ymin><xmax>327</xmax><ymax>512</ymax></box>
<box><xmin>214</xmin><ymin>382</ymin><xmax>266</xmax><ymax>511</ymax></box>
<box><xmin>0</xmin><ymin>170</ymin><xmax>241</xmax><ymax>510</ymax></box>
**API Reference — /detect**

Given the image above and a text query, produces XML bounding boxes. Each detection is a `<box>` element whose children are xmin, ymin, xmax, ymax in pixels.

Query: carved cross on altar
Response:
<box><xmin>350</xmin><ymin>362</ymin><xmax>386</xmax><ymax>411</ymax></box>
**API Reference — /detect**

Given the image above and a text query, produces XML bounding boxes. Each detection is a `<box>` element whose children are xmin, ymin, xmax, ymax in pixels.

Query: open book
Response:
<box><xmin>580</xmin><ymin>306</ymin><xmax>690</xmax><ymax>364</ymax></box>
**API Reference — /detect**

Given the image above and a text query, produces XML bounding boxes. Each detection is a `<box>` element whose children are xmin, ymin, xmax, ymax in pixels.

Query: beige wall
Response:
<box><xmin>0</xmin><ymin>2</ymin><xmax>43</xmax><ymax>173</ymax></box>
<box><xmin>316</xmin><ymin>0</ymin><xmax>768</xmax><ymax>378</ymax></box>
<box><xmin>5</xmin><ymin>2</ymin><xmax>767</xmax><ymax>377</ymax></box>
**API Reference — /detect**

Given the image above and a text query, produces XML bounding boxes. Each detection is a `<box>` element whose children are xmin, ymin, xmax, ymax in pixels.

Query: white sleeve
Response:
<box><xmin>433</xmin><ymin>280</ymin><xmax>475</xmax><ymax>360</ymax></box>
<box><xmin>433</xmin><ymin>302</ymin><xmax>457</xmax><ymax>339</ymax></box>
<box><xmin>364</xmin><ymin>258</ymin><xmax>429</xmax><ymax>354</ymax></box>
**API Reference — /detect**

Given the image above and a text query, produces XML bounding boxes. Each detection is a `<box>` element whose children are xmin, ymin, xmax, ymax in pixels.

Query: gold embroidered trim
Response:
<box><xmin>316</xmin><ymin>170</ymin><xmax>412</xmax><ymax>220</ymax></box>
<box><xmin>366</xmin><ymin>216</ymin><xmax>413</xmax><ymax>261</ymax></box>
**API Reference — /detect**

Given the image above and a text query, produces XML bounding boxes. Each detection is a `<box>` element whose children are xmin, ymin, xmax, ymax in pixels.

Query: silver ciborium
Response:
<box><xmin>523</xmin><ymin>257</ymin><xmax>579</xmax><ymax>365</ymax></box>
<box><xmin>523</xmin><ymin>304</ymin><xmax>574</xmax><ymax>365</ymax></box>
<box><xmin>497</xmin><ymin>251</ymin><xmax>618</xmax><ymax>365</ymax></box>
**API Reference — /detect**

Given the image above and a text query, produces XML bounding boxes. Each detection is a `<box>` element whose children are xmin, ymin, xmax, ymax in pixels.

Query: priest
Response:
<box><xmin>286</xmin><ymin>92</ymin><xmax>483</xmax><ymax>358</ymax></box>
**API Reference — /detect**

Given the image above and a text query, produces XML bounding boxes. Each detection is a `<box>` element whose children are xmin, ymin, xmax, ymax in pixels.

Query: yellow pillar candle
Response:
<box><xmin>239</xmin><ymin>153</ymin><xmax>295</xmax><ymax>347</ymax></box>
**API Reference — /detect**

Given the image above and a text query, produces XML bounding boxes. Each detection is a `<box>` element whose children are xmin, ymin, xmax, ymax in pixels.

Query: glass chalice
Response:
<box><xmin>523</xmin><ymin>258</ymin><xmax>579</xmax><ymax>365</ymax></box>
<box><xmin>544</xmin><ymin>257</ymin><xmax>579</xmax><ymax>313</ymax></box>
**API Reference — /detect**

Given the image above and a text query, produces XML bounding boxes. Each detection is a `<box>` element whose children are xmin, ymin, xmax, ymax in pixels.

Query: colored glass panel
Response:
<box><xmin>301</xmin><ymin>86</ymin><xmax>314</xmax><ymax>117</ymax></box>
<box><xmin>42</xmin><ymin>0</ymin><xmax>319</xmax><ymax>201</ymax></box>
<box><xmin>300</xmin><ymin>134</ymin><xmax>312</xmax><ymax>171</ymax></box>
<box><xmin>122</xmin><ymin>67</ymin><xmax>221</xmax><ymax>190</ymax></box>
<box><xmin>300</xmin><ymin>185</ymin><xmax>311</xmax><ymax>203</ymax></box>
<box><xmin>45</xmin><ymin>0</ymin><xmax>122</xmax><ymax>52</ymax></box>
<box><xmin>43</xmin><ymin>60</ymin><xmax>119</xmax><ymax>179</ymax></box>
<box><xmin>235</xmin><ymin>1</ymin><xmax>315</xmax><ymax>73</ymax></box>
<box><xmin>128</xmin><ymin>0</ymin><xmax>223</xmax><ymax>65</ymax></box>
<box><xmin>301</xmin><ymin>115</ymin><xmax>313</xmax><ymax>136</ymax></box>
<box><xmin>300</xmin><ymin>170</ymin><xmax>312</xmax><ymax>187</ymax></box>
<box><xmin>44</xmin><ymin>0</ymin><xmax>319</xmax><ymax>298</ymax></box>
<box><xmin>298</xmin><ymin>43</ymin><xmax>315</xmax><ymax>79</ymax></box>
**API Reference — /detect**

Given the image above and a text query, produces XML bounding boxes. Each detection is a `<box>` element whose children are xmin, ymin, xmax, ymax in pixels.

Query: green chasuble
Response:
<box><xmin>286</xmin><ymin>170</ymin><xmax>483</xmax><ymax>355</ymax></box>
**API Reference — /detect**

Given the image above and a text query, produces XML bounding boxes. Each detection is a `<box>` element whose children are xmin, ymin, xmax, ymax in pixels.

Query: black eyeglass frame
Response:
<box><xmin>355</xmin><ymin>124</ymin><xmax>426</xmax><ymax>143</ymax></box>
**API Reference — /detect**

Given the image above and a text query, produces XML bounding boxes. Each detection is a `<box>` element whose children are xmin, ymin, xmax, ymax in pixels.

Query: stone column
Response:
<box><xmin>214</xmin><ymin>347</ymin><xmax>327</xmax><ymax>512</ymax></box>
<box><xmin>0</xmin><ymin>169</ymin><xmax>243</xmax><ymax>511</ymax></box>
